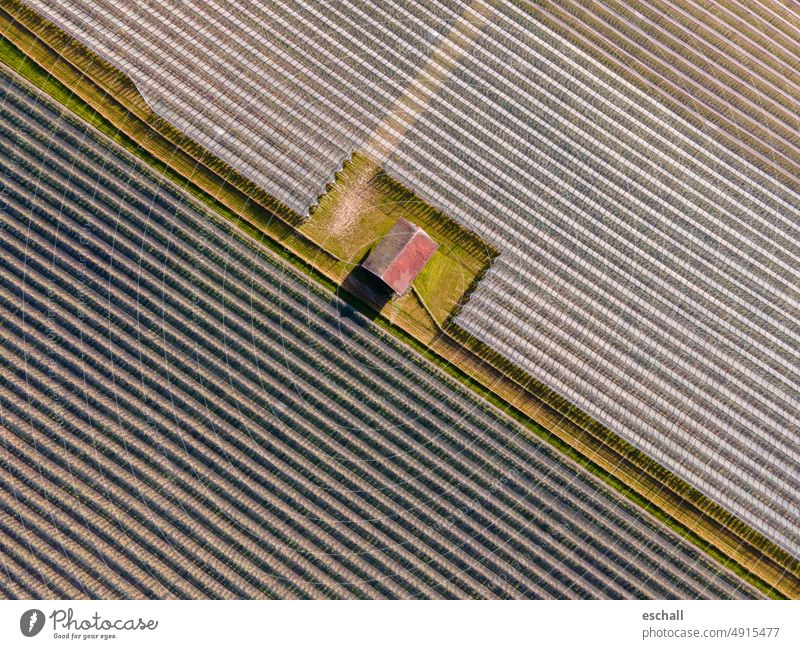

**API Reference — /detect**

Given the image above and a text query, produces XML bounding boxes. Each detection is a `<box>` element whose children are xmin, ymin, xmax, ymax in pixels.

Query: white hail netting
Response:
<box><xmin>24</xmin><ymin>0</ymin><xmax>800</xmax><ymax>556</ymax></box>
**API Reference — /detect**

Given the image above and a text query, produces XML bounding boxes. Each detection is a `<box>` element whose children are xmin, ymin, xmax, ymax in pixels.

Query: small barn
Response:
<box><xmin>362</xmin><ymin>218</ymin><xmax>438</xmax><ymax>295</ymax></box>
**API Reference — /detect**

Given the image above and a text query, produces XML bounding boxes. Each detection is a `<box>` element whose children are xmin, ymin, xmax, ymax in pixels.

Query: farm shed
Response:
<box><xmin>362</xmin><ymin>218</ymin><xmax>438</xmax><ymax>294</ymax></box>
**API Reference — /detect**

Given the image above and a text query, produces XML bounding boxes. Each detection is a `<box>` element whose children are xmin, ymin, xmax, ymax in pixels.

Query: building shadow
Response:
<box><xmin>341</xmin><ymin>265</ymin><xmax>394</xmax><ymax>319</ymax></box>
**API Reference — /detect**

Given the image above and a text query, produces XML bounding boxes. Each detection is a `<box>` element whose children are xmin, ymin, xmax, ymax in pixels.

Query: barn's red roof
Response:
<box><xmin>362</xmin><ymin>218</ymin><xmax>438</xmax><ymax>294</ymax></box>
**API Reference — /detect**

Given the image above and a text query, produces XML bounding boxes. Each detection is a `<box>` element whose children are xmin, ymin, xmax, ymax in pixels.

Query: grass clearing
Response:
<box><xmin>303</xmin><ymin>152</ymin><xmax>497</xmax><ymax>325</ymax></box>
